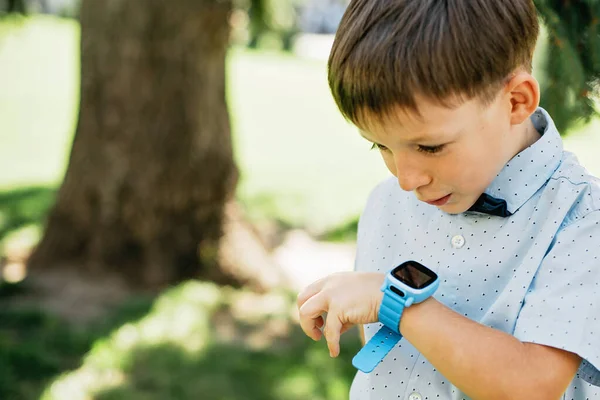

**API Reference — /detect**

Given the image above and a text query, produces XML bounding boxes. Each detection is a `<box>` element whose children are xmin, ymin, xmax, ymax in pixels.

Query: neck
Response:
<box><xmin>516</xmin><ymin>116</ymin><xmax>540</xmax><ymax>154</ymax></box>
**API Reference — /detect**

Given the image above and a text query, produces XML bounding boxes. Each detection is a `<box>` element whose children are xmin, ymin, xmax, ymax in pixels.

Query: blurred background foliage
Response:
<box><xmin>535</xmin><ymin>0</ymin><xmax>600</xmax><ymax>134</ymax></box>
<box><xmin>1</xmin><ymin>281</ymin><xmax>360</xmax><ymax>400</ymax></box>
<box><xmin>4</xmin><ymin>0</ymin><xmax>599</xmax><ymax>133</ymax></box>
<box><xmin>1</xmin><ymin>0</ymin><xmax>600</xmax><ymax>399</ymax></box>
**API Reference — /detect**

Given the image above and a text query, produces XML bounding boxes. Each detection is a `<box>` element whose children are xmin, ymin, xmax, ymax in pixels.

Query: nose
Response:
<box><xmin>394</xmin><ymin>155</ymin><xmax>431</xmax><ymax>192</ymax></box>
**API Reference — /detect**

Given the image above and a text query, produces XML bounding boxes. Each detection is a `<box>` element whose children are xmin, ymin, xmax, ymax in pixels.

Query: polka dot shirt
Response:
<box><xmin>350</xmin><ymin>108</ymin><xmax>600</xmax><ymax>400</ymax></box>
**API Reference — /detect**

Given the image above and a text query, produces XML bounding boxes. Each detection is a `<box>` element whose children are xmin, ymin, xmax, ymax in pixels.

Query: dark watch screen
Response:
<box><xmin>392</xmin><ymin>261</ymin><xmax>437</xmax><ymax>289</ymax></box>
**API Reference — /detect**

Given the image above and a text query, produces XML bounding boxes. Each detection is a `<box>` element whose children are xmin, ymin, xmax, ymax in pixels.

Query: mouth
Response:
<box><xmin>424</xmin><ymin>194</ymin><xmax>452</xmax><ymax>206</ymax></box>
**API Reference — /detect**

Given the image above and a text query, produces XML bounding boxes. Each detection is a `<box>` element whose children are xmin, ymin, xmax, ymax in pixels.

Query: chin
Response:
<box><xmin>439</xmin><ymin>200</ymin><xmax>470</xmax><ymax>215</ymax></box>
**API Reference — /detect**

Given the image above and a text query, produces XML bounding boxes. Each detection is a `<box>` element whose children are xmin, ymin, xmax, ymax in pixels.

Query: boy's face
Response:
<box><xmin>360</xmin><ymin>93</ymin><xmax>534</xmax><ymax>214</ymax></box>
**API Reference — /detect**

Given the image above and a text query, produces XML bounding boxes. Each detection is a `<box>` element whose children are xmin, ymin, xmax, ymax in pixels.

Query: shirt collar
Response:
<box><xmin>467</xmin><ymin>107</ymin><xmax>564</xmax><ymax>216</ymax></box>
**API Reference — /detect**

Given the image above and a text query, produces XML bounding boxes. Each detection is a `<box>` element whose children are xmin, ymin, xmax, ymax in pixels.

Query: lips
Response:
<box><xmin>424</xmin><ymin>194</ymin><xmax>451</xmax><ymax>206</ymax></box>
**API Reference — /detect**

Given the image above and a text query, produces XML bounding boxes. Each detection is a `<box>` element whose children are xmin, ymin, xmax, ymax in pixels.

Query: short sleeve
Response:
<box><xmin>353</xmin><ymin>179</ymin><xmax>392</xmax><ymax>273</ymax></box>
<box><xmin>354</xmin><ymin>214</ymin><xmax>367</xmax><ymax>273</ymax></box>
<box><xmin>513</xmin><ymin>211</ymin><xmax>600</xmax><ymax>386</ymax></box>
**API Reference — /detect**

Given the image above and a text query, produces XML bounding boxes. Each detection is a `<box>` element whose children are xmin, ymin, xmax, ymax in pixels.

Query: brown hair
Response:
<box><xmin>328</xmin><ymin>0</ymin><xmax>540</xmax><ymax>127</ymax></box>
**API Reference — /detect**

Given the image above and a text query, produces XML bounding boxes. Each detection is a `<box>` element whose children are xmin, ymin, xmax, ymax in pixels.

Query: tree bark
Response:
<box><xmin>28</xmin><ymin>0</ymin><xmax>240</xmax><ymax>289</ymax></box>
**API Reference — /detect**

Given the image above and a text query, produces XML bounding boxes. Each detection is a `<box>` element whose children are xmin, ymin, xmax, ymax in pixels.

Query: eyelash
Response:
<box><xmin>417</xmin><ymin>145</ymin><xmax>445</xmax><ymax>154</ymax></box>
<box><xmin>370</xmin><ymin>143</ymin><xmax>445</xmax><ymax>154</ymax></box>
<box><xmin>370</xmin><ymin>143</ymin><xmax>387</xmax><ymax>151</ymax></box>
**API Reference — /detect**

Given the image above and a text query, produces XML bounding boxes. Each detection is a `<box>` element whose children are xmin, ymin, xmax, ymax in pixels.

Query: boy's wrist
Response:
<box><xmin>399</xmin><ymin>297</ymin><xmax>439</xmax><ymax>334</ymax></box>
<box><xmin>378</xmin><ymin>262</ymin><xmax>440</xmax><ymax>333</ymax></box>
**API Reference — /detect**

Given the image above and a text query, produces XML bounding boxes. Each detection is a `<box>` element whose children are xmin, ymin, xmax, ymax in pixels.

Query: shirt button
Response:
<box><xmin>408</xmin><ymin>392</ymin><xmax>422</xmax><ymax>400</ymax></box>
<box><xmin>451</xmin><ymin>235</ymin><xmax>465</xmax><ymax>249</ymax></box>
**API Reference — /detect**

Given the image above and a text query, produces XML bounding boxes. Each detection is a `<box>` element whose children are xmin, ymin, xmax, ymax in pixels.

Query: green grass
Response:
<box><xmin>228</xmin><ymin>49</ymin><xmax>388</xmax><ymax>232</ymax></box>
<box><xmin>0</xmin><ymin>16</ymin><xmax>79</xmax><ymax>189</ymax></box>
<box><xmin>0</xmin><ymin>186</ymin><xmax>54</xmax><ymax>244</ymax></box>
<box><xmin>0</xmin><ymin>281</ymin><xmax>361</xmax><ymax>400</ymax></box>
<box><xmin>0</xmin><ymin>293</ymin><xmax>155</xmax><ymax>400</ymax></box>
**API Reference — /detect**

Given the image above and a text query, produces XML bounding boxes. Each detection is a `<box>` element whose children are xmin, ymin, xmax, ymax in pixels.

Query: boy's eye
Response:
<box><xmin>417</xmin><ymin>144</ymin><xmax>445</xmax><ymax>154</ymax></box>
<box><xmin>370</xmin><ymin>143</ymin><xmax>389</xmax><ymax>151</ymax></box>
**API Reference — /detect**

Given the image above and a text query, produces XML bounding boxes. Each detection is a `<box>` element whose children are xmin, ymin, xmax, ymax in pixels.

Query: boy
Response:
<box><xmin>296</xmin><ymin>0</ymin><xmax>600</xmax><ymax>399</ymax></box>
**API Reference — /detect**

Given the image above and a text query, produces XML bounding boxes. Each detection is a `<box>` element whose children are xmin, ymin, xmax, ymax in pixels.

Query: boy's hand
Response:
<box><xmin>296</xmin><ymin>272</ymin><xmax>385</xmax><ymax>357</ymax></box>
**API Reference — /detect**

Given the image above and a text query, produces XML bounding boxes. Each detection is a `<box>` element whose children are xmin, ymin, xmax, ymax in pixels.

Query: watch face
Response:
<box><xmin>392</xmin><ymin>261</ymin><xmax>437</xmax><ymax>289</ymax></box>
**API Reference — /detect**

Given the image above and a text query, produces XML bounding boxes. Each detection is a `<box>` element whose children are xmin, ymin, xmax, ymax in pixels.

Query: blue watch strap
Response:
<box><xmin>352</xmin><ymin>260</ymin><xmax>440</xmax><ymax>374</ymax></box>
<box><xmin>352</xmin><ymin>326</ymin><xmax>402</xmax><ymax>373</ymax></box>
<box><xmin>378</xmin><ymin>291</ymin><xmax>406</xmax><ymax>334</ymax></box>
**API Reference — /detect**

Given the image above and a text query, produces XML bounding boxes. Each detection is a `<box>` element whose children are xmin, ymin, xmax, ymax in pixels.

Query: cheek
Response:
<box><xmin>451</xmin><ymin>140</ymin><xmax>504</xmax><ymax>190</ymax></box>
<box><xmin>451</xmin><ymin>162</ymin><xmax>490</xmax><ymax>191</ymax></box>
<box><xmin>382</xmin><ymin>153</ymin><xmax>397</xmax><ymax>176</ymax></box>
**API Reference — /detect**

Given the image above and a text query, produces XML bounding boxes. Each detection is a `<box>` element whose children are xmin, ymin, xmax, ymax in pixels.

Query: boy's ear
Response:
<box><xmin>504</xmin><ymin>71</ymin><xmax>540</xmax><ymax>126</ymax></box>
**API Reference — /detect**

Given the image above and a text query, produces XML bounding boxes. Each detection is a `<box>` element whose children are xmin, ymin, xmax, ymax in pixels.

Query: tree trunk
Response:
<box><xmin>28</xmin><ymin>0</ymin><xmax>240</xmax><ymax>289</ymax></box>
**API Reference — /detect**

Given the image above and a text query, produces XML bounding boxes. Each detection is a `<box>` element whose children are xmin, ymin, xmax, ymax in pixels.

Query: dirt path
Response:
<box><xmin>1</xmin><ymin>227</ymin><xmax>356</xmax><ymax>324</ymax></box>
<box><xmin>273</xmin><ymin>229</ymin><xmax>356</xmax><ymax>291</ymax></box>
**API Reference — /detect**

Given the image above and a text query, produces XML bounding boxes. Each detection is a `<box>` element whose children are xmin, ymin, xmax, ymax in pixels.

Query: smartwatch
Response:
<box><xmin>352</xmin><ymin>260</ymin><xmax>439</xmax><ymax>373</ymax></box>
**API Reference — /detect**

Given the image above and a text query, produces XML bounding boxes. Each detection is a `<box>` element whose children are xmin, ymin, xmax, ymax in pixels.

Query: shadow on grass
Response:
<box><xmin>88</xmin><ymin>286</ymin><xmax>360</xmax><ymax>400</ymax></box>
<box><xmin>0</xmin><ymin>294</ymin><xmax>156</xmax><ymax>400</ymax></box>
<box><xmin>0</xmin><ymin>185</ymin><xmax>57</xmax><ymax>243</ymax></box>
<box><xmin>93</xmin><ymin>329</ymin><xmax>360</xmax><ymax>400</ymax></box>
<box><xmin>1</xmin><ymin>281</ymin><xmax>361</xmax><ymax>400</ymax></box>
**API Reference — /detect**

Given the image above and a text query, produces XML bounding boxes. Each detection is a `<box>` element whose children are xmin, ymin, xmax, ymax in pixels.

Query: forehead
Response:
<box><xmin>359</xmin><ymin>96</ymin><xmax>484</xmax><ymax>141</ymax></box>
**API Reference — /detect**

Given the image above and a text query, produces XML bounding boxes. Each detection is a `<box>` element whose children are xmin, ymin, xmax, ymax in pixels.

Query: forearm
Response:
<box><xmin>400</xmin><ymin>298</ymin><xmax>572</xmax><ymax>400</ymax></box>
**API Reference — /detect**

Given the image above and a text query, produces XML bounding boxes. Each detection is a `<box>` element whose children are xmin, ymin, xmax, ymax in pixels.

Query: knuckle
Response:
<box><xmin>296</xmin><ymin>291</ymin><xmax>304</xmax><ymax>306</ymax></box>
<box><xmin>298</xmin><ymin>304</ymin><xmax>308</xmax><ymax>317</ymax></box>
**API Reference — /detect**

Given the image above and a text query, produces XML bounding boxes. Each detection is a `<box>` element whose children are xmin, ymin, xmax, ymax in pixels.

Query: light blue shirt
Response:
<box><xmin>350</xmin><ymin>108</ymin><xmax>600</xmax><ymax>400</ymax></box>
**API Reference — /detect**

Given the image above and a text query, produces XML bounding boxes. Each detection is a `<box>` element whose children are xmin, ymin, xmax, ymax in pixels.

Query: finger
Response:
<box><xmin>324</xmin><ymin>312</ymin><xmax>343</xmax><ymax>358</ymax></box>
<box><xmin>298</xmin><ymin>293</ymin><xmax>328</xmax><ymax>341</ymax></box>
<box><xmin>296</xmin><ymin>277</ymin><xmax>327</xmax><ymax>309</ymax></box>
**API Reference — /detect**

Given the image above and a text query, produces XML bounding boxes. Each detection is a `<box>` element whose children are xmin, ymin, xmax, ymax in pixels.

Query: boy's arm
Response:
<box><xmin>298</xmin><ymin>271</ymin><xmax>584</xmax><ymax>399</ymax></box>
<box><xmin>401</xmin><ymin>298</ymin><xmax>582</xmax><ymax>400</ymax></box>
